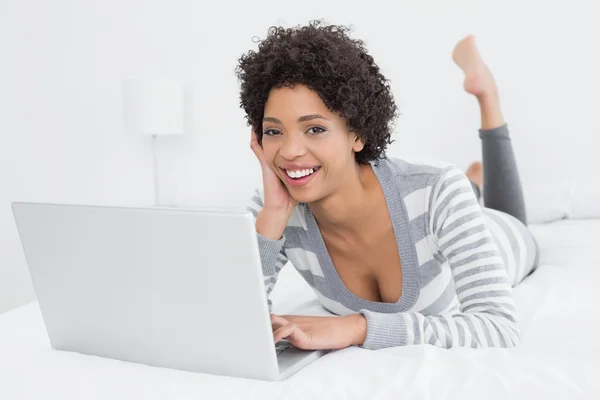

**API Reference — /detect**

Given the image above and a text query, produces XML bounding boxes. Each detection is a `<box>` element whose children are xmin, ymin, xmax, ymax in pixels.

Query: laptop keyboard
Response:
<box><xmin>275</xmin><ymin>340</ymin><xmax>292</xmax><ymax>355</ymax></box>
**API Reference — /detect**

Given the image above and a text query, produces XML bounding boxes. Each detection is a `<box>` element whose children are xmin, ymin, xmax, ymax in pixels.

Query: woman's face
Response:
<box><xmin>261</xmin><ymin>84</ymin><xmax>364</xmax><ymax>203</ymax></box>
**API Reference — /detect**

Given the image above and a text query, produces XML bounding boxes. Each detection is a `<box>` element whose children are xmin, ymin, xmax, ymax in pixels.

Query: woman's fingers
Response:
<box><xmin>273</xmin><ymin>322</ymin><xmax>297</xmax><ymax>343</ymax></box>
<box><xmin>270</xmin><ymin>314</ymin><xmax>290</xmax><ymax>329</ymax></box>
<box><xmin>249</xmin><ymin>129</ymin><xmax>265</xmax><ymax>165</ymax></box>
<box><xmin>271</xmin><ymin>314</ymin><xmax>307</xmax><ymax>344</ymax></box>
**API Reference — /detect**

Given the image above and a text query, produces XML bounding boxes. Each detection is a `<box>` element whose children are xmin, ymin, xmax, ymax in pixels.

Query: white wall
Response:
<box><xmin>2</xmin><ymin>0</ymin><xmax>599</xmax><ymax>313</ymax></box>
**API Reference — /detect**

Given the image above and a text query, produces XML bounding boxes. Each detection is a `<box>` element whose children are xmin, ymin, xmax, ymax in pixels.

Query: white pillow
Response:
<box><xmin>569</xmin><ymin>181</ymin><xmax>600</xmax><ymax>220</ymax></box>
<box><xmin>524</xmin><ymin>181</ymin><xmax>600</xmax><ymax>224</ymax></box>
<box><xmin>524</xmin><ymin>182</ymin><xmax>570</xmax><ymax>224</ymax></box>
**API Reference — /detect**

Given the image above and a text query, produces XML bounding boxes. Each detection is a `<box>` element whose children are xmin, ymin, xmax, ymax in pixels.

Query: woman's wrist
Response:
<box><xmin>348</xmin><ymin>314</ymin><xmax>367</xmax><ymax>346</ymax></box>
<box><xmin>256</xmin><ymin>208</ymin><xmax>293</xmax><ymax>240</ymax></box>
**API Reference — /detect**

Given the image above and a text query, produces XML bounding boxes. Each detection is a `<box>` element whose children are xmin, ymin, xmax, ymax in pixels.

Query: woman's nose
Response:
<box><xmin>279</xmin><ymin>133</ymin><xmax>306</xmax><ymax>159</ymax></box>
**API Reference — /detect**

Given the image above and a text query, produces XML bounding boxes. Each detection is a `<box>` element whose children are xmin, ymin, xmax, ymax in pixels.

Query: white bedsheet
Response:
<box><xmin>1</xmin><ymin>218</ymin><xmax>600</xmax><ymax>399</ymax></box>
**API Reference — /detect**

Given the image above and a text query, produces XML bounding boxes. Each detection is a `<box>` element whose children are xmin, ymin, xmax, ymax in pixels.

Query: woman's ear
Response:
<box><xmin>352</xmin><ymin>134</ymin><xmax>365</xmax><ymax>152</ymax></box>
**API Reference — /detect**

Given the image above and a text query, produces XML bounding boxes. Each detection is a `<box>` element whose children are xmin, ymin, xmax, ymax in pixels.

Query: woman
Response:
<box><xmin>236</xmin><ymin>21</ymin><xmax>539</xmax><ymax>351</ymax></box>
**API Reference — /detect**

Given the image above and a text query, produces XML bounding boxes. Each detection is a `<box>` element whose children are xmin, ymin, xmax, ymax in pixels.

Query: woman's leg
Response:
<box><xmin>466</xmin><ymin>162</ymin><xmax>483</xmax><ymax>203</ymax></box>
<box><xmin>452</xmin><ymin>35</ymin><xmax>528</xmax><ymax>225</ymax></box>
<box><xmin>453</xmin><ymin>35</ymin><xmax>539</xmax><ymax>285</ymax></box>
<box><xmin>479</xmin><ymin>125</ymin><xmax>528</xmax><ymax>225</ymax></box>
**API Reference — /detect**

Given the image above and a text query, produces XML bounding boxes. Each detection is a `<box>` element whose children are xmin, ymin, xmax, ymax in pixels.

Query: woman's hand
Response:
<box><xmin>250</xmin><ymin>129</ymin><xmax>298</xmax><ymax>213</ymax></box>
<box><xmin>271</xmin><ymin>314</ymin><xmax>367</xmax><ymax>350</ymax></box>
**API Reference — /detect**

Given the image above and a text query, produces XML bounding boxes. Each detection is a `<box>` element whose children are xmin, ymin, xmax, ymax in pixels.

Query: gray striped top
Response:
<box><xmin>248</xmin><ymin>156</ymin><xmax>521</xmax><ymax>350</ymax></box>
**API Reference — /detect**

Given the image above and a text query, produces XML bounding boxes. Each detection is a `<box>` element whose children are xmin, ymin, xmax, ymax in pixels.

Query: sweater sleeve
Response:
<box><xmin>359</xmin><ymin>166</ymin><xmax>519</xmax><ymax>350</ymax></box>
<box><xmin>246</xmin><ymin>188</ymin><xmax>290</xmax><ymax>311</ymax></box>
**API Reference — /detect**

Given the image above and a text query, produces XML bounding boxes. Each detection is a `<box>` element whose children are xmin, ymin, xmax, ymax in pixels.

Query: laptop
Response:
<box><xmin>11</xmin><ymin>202</ymin><xmax>329</xmax><ymax>381</ymax></box>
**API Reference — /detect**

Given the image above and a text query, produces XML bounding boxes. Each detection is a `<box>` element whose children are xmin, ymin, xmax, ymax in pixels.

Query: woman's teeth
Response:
<box><xmin>286</xmin><ymin>168</ymin><xmax>318</xmax><ymax>179</ymax></box>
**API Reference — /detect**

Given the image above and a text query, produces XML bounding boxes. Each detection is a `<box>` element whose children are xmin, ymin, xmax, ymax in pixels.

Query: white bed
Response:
<box><xmin>1</xmin><ymin>218</ymin><xmax>599</xmax><ymax>399</ymax></box>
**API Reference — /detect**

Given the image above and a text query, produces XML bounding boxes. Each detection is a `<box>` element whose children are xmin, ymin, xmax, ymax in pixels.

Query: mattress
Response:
<box><xmin>1</xmin><ymin>218</ymin><xmax>599</xmax><ymax>399</ymax></box>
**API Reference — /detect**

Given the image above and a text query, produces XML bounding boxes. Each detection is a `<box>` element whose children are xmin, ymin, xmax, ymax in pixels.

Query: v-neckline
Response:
<box><xmin>304</xmin><ymin>157</ymin><xmax>420</xmax><ymax>313</ymax></box>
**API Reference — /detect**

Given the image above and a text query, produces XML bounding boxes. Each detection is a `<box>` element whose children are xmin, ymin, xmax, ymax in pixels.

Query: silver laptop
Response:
<box><xmin>11</xmin><ymin>202</ymin><xmax>328</xmax><ymax>381</ymax></box>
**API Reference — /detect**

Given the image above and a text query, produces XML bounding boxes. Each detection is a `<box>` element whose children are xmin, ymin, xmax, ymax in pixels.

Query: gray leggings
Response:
<box><xmin>469</xmin><ymin>124</ymin><xmax>540</xmax><ymax>286</ymax></box>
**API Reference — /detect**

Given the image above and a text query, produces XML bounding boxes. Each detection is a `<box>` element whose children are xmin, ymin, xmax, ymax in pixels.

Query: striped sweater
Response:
<box><xmin>248</xmin><ymin>156</ymin><xmax>521</xmax><ymax>350</ymax></box>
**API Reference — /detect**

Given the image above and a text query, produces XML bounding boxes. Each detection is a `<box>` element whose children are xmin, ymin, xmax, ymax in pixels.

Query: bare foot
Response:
<box><xmin>466</xmin><ymin>161</ymin><xmax>483</xmax><ymax>189</ymax></box>
<box><xmin>452</xmin><ymin>35</ymin><xmax>497</xmax><ymax>100</ymax></box>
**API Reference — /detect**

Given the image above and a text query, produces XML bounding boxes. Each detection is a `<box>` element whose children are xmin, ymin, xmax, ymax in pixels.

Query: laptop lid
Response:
<box><xmin>12</xmin><ymin>202</ymin><xmax>280</xmax><ymax>381</ymax></box>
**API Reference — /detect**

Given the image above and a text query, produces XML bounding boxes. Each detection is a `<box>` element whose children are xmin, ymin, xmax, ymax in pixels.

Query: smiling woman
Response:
<box><xmin>236</xmin><ymin>21</ymin><xmax>397</xmax><ymax>164</ymax></box>
<box><xmin>236</xmin><ymin>20</ymin><xmax>540</xmax><ymax>351</ymax></box>
<box><xmin>259</xmin><ymin>84</ymin><xmax>370</xmax><ymax>202</ymax></box>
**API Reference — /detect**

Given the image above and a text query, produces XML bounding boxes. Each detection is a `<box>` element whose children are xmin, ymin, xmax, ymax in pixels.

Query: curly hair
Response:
<box><xmin>235</xmin><ymin>20</ymin><xmax>398</xmax><ymax>164</ymax></box>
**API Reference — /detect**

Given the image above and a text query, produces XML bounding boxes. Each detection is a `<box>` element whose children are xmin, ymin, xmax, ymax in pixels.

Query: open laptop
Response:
<box><xmin>11</xmin><ymin>202</ymin><xmax>329</xmax><ymax>381</ymax></box>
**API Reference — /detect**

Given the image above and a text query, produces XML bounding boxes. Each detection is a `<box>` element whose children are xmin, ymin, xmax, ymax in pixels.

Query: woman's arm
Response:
<box><xmin>358</xmin><ymin>165</ymin><xmax>519</xmax><ymax>350</ymax></box>
<box><xmin>247</xmin><ymin>188</ymin><xmax>290</xmax><ymax>312</ymax></box>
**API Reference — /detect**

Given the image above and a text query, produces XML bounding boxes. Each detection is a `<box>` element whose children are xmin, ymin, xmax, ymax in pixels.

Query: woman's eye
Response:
<box><xmin>307</xmin><ymin>127</ymin><xmax>325</xmax><ymax>135</ymax></box>
<box><xmin>263</xmin><ymin>129</ymin><xmax>281</xmax><ymax>136</ymax></box>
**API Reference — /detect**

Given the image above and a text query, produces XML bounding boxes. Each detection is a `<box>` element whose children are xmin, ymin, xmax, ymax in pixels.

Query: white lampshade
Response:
<box><xmin>122</xmin><ymin>78</ymin><xmax>185</xmax><ymax>136</ymax></box>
